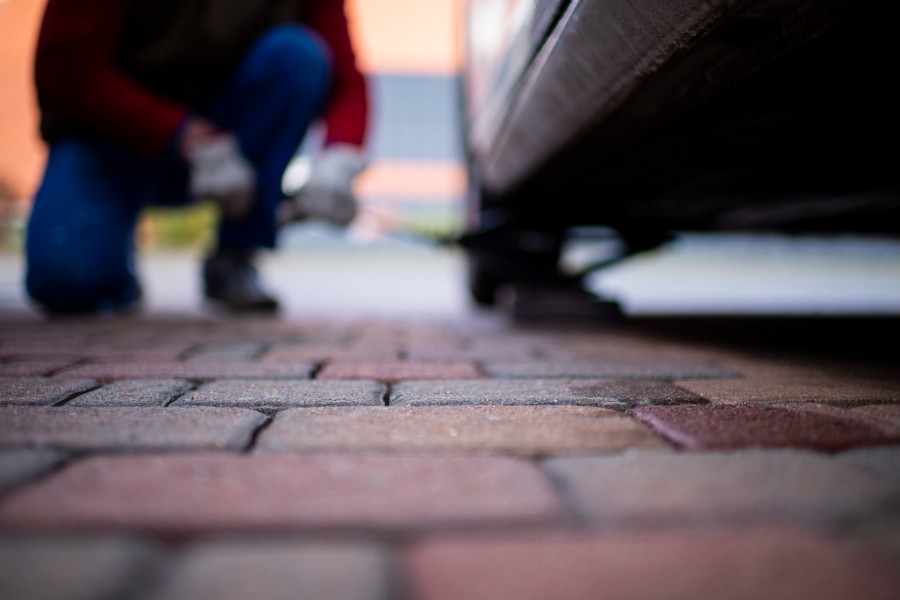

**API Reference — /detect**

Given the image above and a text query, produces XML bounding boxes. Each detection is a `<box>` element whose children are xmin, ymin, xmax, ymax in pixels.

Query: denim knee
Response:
<box><xmin>25</xmin><ymin>241</ymin><xmax>139</xmax><ymax>314</ymax></box>
<box><xmin>246</xmin><ymin>24</ymin><xmax>332</xmax><ymax>106</ymax></box>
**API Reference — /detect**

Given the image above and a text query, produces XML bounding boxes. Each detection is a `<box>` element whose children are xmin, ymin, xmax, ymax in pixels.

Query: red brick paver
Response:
<box><xmin>405</xmin><ymin>529</ymin><xmax>900</xmax><ymax>600</ymax></box>
<box><xmin>630</xmin><ymin>404</ymin><xmax>900</xmax><ymax>451</ymax></box>
<box><xmin>678</xmin><ymin>377</ymin><xmax>900</xmax><ymax>406</ymax></box>
<box><xmin>0</xmin><ymin>454</ymin><xmax>564</xmax><ymax>535</ymax></box>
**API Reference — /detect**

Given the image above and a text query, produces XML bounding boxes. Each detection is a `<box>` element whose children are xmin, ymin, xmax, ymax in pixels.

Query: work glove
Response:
<box><xmin>182</xmin><ymin>132</ymin><xmax>256</xmax><ymax>220</ymax></box>
<box><xmin>279</xmin><ymin>143</ymin><xmax>367</xmax><ymax>227</ymax></box>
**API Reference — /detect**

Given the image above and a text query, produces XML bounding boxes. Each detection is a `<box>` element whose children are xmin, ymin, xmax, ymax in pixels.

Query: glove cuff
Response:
<box><xmin>321</xmin><ymin>143</ymin><xmax>368</xmax><ymax>176</ymax></box>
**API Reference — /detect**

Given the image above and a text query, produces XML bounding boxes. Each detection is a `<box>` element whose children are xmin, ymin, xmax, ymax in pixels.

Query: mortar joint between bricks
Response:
<box><xmin>244</xmin><ymin>414</ymin><xmax>274</xmax><ymax>453</ymax></box>
<box><xmin>52</xmin><ymin>382</ymin><xmax>104</xmax><ymax>407</ymax></box>
<box><xmin>45</xmin><ymin>358</ymin><xmax>92</xmax><ymax>378</ymax></box>
<box><xmin>163</xmin><ymin>380</ymin><xmax>201</xmax><ymax>407</ymax></box>
<box><xmin>309</xmin><ymin>362</ymin><xmax>326</xmax><ymax>379</ymax></box>
<box><xmin>383</xmin><ymin>383</ymin><xmax>393</xmax><ymax>407</ymax></box>
<box><xmin>251</xmin><ymin>342</ymin><xmax>272</xmax><ymax>361</ymax></box>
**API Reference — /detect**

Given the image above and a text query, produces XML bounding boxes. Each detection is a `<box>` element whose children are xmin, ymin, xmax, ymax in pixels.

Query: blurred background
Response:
<box><xmin>1</xmin><ymin>0</ymin><xmax>898</xmax><ymax>317</ymax></box>
<box><xmin>0</xmin><ymin>0</ymin><xmax>467</xmax><ymax>252</ymax></box>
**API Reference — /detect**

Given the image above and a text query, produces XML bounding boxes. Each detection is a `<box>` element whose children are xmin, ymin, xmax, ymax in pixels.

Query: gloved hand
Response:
<box><xmin>181</xmin><ymin>124</ymin><xmax>256</xmax><ymax>220</ymax></box>
<box><xmin>279</xmin><ymin>143</ymin><xmax>367</xmax><ymax>227</ymax></box>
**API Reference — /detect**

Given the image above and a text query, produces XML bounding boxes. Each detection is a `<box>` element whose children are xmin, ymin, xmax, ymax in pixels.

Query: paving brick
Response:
<box><xmin>544</xmin><ymin>450</ymin><xmax>897</xmax><ymax>527</ymax></box>
<box><xmin>65</xmin><ymin>379</ymin><xmax>193</xmax><ymax>407</ymax></box>
<box><xmin>844</xmin><ymin>521</ymin><xmax>900</xmax><ymax>568</ymax></box>
<box><xmin>261</xmin><ymin>343</ymin><xmax>403</xmax><ymax>362</ymax></box>
<box><xmin>544</xmin><ymin>337</ymin><xmax>734</xmax><ymax>364</ymax></box>
<box><xmin>405</xmin><ymin>337</ymin><xmax>541</xmax><ymax>361</ymax></box>
<box><xmin>183</xmin><ymin>342</ymin><xmax>265</xmax><ymax>362</ymax></box>
<box><xmin>833</xmin><ymin>447</ymin><xmax>900</xmax><ymax>482</ymax></box>
<box><xmin>0</xmin><ymin>536</ymin><xmax>163</xmax><ymax>600</ymax></box>
<box><xmin>0</xmin><ymin>450</ymin><xmax>63</xmax><ymax>492</ymax></box>
<box><xmin>317</xmin><ymin>362</ymin><xmax>482</xmax><ymax>382</ymax></box>
<box><xmin>678</xmin><ymin>378</ymin><xmax>900</xmax><ymax>406</ymax></box>
<box><xmin>392</xmin><ymin>379</ymin><xmax>705</xmax><ymax>409</ymax></box>
<box><xmin>854</xmin><ymin>404</ymin><xmax>900</xmax><ymax>427</ymax></box>
<box><xmin>0</xmin><ymin>454</ymin><xmax>563</xmax><ymax>534</ymax></box>
<box><xmin>0</xmin><ymin>377</ymin><xmax>99</xmax><ymax>406</ymax></box>
<box><xmin>255</xmin><ymin>406</ymin><xmax>670</xmax><ymax>455</ymax></box>
<box><xmin>404</xmin><ymin>529</ymin><xmax>900</xmax><ymax>600</ymax></box>
<box><xmin>629</xmin><ymin>404</ymin><xmax>900</xmax><ymax>451</ymax></box>
<box><xmin>0</xmin><ymin>407</ymin><xmax>266</xmax><ymax>452</ymax></box>
<box><xmin>56</xmin><ymin>361</ymin><xmax>314</xmax><ymax>381</ymax></box>
<box><xmin>719</xmin><ymin>357</ymin><xmax>899</xmax><ymax>384</ymax></box>
<box><xmin>483</xmin><ymin>359</ymin><xmax>738</xmax><ymax>380</ymax></box>
<box><xmin>176</xmin><ymin>380</ymin><xmax>385</xmax><ymax>409</ymax></box>
<box><xmin>145</xmin><ymin>541</ymin><xmax>393</xmax><ymax>600</ymax></box>
<box><xmin>0</xmin><ymin>359</ymin><xmax>83</xmax><ymax>378</ymax></box>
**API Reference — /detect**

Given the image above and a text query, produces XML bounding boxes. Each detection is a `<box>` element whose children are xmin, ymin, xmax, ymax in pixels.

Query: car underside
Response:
<box><xmin>457</xmin><ymin>0</ymin><xmax>900</xmax><ymax>306</ymax></box>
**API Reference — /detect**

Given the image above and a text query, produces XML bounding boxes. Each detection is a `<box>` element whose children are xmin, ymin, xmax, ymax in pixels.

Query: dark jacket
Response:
<box><xmin>35</xmin><ymin>0</ymin><xmax>368</xmax><ymax>156</ymax></box>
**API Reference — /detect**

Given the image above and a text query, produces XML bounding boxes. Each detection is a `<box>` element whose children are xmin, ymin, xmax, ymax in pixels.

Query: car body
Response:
<box><xmin>455</xmin><ymin>0</ymin><xmax>900</xmax><ymax>305</ymax></box>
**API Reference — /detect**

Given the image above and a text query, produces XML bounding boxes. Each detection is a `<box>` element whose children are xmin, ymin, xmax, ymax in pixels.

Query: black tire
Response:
<box><xmin>466</xmin><ymin>254</ymin><xmax>504</xmax><ymax>307</ymax></box>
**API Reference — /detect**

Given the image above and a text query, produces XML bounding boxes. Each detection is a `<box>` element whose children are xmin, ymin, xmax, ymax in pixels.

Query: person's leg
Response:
<box><xmin>205</xmin><ymin>23</ymin><xmax>333</xmax><ymax>251</ymax></box>
<box><xmin>25</xmin><ymin>139</ymin><xmax>153</xmax><ymax>314</ymax></box>
<box><xmin>195</xmin><ymin>24</ymin><xmax>332</xmax><ymax>312</ymax></box>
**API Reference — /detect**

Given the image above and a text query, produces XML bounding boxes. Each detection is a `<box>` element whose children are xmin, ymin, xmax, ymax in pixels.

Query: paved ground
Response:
<box><xmin>0</xmin><ymin>238</ymin><xmax>899</xmax><ymax>599</ymax></box>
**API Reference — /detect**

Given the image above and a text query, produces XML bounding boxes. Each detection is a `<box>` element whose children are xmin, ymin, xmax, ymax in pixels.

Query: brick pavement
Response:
<box><xmin>0</xmin><ymin>310</ymin><xmax>898</xmax><ymax>599</ymax></box>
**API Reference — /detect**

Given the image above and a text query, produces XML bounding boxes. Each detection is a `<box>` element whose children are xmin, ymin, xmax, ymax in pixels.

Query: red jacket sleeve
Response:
<box><xmin>307</xmin><ymin>0</ymin><xmax>370</xmax><ymax>149</ymax></box>
<box><xmin>34</xmin><ymin>0</ymin><xmax>188</xmax><ymax>157</ymax></box>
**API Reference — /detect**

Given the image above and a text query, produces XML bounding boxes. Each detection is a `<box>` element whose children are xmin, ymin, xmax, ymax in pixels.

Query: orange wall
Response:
<box><xmin>348</xmin><ymin>0</ymin><xmax>462</xmax><ymax>74</ymax></box>
<box><xmin>0</xmin><ymin>0</ymin><xmax>46</xmax><ymax>203</ymax></box>
<box><xmin>0</xmin><ymin>0</ymin><xmax>463</xmax><ymax>203</ymax></box>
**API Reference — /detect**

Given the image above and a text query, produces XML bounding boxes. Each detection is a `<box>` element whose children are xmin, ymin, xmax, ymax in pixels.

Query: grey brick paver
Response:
<box><xmin>0</xmin><ymin>536</ymin><xmax>163</xmax><ymax>600</ymax></box>
<box><xmin>0</xmin><ymin>359</ymin><xmax>83</xmax><ymax>378</ymax></box>
<box><xmin>404</xmin><ymin>529</ymin><xmax>900</xmax><ymax>600</ymax></box>
<box><xmin>0</xmin><ymin>449</ymin><xmax>63</xmax><ymax>492</ymax></box>
<box><xmin>392</xmin><ymin>379</ymin><xmax>705</xmax><ymax>408</ymax></box>
<box><xmin>0</xmin><ymin>377</ymin><xmax>99</xmax><ymax>406</ymax></box>
<box><xmin>176</xmin><ymin>380</ymin><xmax>385</xmax><ymax>409</ymax></box>
<box><xmin>144</xmin><ymin>541</ymin><xmax>393</xmax><ymax>600</ymax></box>
<box><xmin>66</xmin><ymin>379</ymin><xmax>193</xmax><ymax>407</ymax></box>
<box><xmin>833</xmin><ymin>447</ymin><xmax>900</xmax><ymax>482</ymax></box>
<box><xmin>545</xmin><ymin>449</ymin><xmax>898</xmax><ymax>527</ymax></box>
<box><xmin>261</xmin><ymin>343</ymin><xmax>403</xmax><ymax>362</ymax></box>
<box><xmin>0</xmin><ymin>454</ymin><xmax>564</xmax><ymax>534</ymax></box>
<box><xmin>183</xmin><ymin>342</ymin><xmax>265</xmax><ymax>362</ymax></box>
<box><xmin>0</xmin><ymin>407</ymin><xmax>266</xmax><ymax>452</ymax></box>
<box><xmin>56</xmin><ymin>361</ymin><xmax>314</xmax><ymax>381</ymax></box>
<box><xmin>255</xmin><ymin>406</ymin><xmax>670</xmax><ymax>455</ymax></box>
<box><xmin>483</xmin><ymin>359</ymin><xmax>738</xmax><ymax>380</ymax></box>
<box><xmin>317</xmin><ymin>362</ymin><xmax>482</xmax><ymax>382</ymax></box>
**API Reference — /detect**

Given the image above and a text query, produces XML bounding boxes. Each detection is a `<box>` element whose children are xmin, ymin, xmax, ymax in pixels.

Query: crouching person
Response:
<box><xmin>25</xmin><ymin>0</ymin><xmax>369</xmax><ymax>315</ymax></box>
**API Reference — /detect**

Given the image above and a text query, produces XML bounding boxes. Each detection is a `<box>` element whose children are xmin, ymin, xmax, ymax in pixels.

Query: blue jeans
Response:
<box><xmin>25</xmin><ymin>25</ymin><xmax>331</xmax><ymax>313</ymax></box>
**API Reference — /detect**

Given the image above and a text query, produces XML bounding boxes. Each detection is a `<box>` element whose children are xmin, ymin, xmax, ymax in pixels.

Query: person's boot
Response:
<box><xmin>202</xmin><ymin>249</ymin><xmax>279</xmax><ymax>313</ymax></box>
